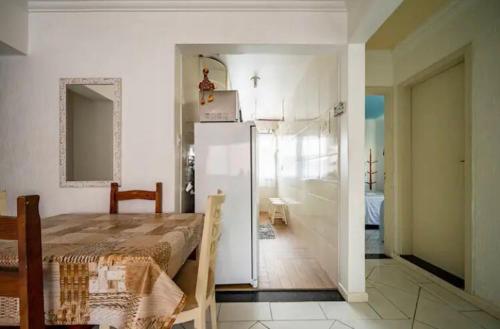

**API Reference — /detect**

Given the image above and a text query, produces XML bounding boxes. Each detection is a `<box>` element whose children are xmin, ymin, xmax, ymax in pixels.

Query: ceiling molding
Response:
<box><xmin>28</xmin><ymin>0</ymin><xmax>347</xmax><ymax>13</ymax></box>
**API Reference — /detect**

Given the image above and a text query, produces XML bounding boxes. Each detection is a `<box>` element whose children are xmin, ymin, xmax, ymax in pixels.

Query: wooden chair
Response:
<box><xmin>173</xmin><ymin>193</ymin><xmax>225</xmax><ymax>329</ymax></box>
<box><xmin>0</xmin><ymin>191</ymin><xmax>7</xmax><ymax>215</ymax></box>
<box><xmin>109</xmin><ymin>182</ymin><xmax>162</xmax><ymax>214</ymax></box>
<box><xmin>0</xmin><ymin>195</ymin><xmax>44</xmax><ymax>329</ymax></box>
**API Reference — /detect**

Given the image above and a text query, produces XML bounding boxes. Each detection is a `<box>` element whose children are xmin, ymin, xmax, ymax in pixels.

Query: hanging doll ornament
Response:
<box><xmin>199</xmin><ymin>67</ymin><xmax>215</xmax><ymax>105</ymax></box>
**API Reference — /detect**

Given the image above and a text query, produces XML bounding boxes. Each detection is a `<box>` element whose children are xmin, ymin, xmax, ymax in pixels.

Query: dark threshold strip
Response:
<box><xmin>401</xmin><ymin>254</ymin><xmax>465</xmax><ymax>289</ymax></box>
<box><xmin>216</xmin><ymin>290</ymin><xmax>344</xmax><ymax>303</ymax></box>
<box><xmin>365</xmin><ymin>254</ymin><xmax>391</xmax><ymax>259</ymax></box>
<box><xmin>365</xmin><ymin>224</ymin><xmax>380</xmax><ymax>230</ymax></box>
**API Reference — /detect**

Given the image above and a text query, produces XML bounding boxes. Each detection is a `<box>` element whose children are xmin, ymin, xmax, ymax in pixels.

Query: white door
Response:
<box><xmin>411</xmin><ymin>62</ymin><xmax>465</xmax><ymax>278</ymax></box>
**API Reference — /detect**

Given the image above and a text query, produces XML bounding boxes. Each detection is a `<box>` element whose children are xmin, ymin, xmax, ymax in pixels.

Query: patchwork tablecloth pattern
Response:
<box><xmin>0</xmin><ymin>212</ymin><xmax>204</xmax><ymax>329</ymax></box>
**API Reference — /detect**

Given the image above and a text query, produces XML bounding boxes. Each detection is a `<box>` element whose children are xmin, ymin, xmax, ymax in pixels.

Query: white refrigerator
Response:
<box><xmin>195</xmin><ymin>122</ymin><xmax>258</xmax><ymax>287</ymax></box>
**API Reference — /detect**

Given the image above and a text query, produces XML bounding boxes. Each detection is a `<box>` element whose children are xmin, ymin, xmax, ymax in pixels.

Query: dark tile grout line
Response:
<box><xmin>366</xmin><ymin>265</ymin><xmax>376</xmax><ymax>279</ymax></box>
<box><xmin>255</xmin><ymin>321</ymin><xmax>269</xmax><ymax>329</ymax></box>
<box><xmin>370</xmin><ymin>284</ymin><xmax>412</xmax><ymax>319</ymax></box>
<box><xmin>367</xmin><ymin>300</ymin><xmax>384</xmax><ymax>320</ymax></box>
<box><xmin>410</xmin><ymin>286</ymin><xmax>422</xmax><ymax>329</ymax></box>
<box><xmin>332</xmin><ymin>319</ymin><xmax>355</xmax><ymax>329</ymax></box>
<box><xmin>318</xmin><ymin>302</ymin><xmax>328</xmax><ymax>320</ymax></box>
<box><xmin>417</xmin><ymin>320</ymin><xmax>441</xmax><ymax>329</ymax></box>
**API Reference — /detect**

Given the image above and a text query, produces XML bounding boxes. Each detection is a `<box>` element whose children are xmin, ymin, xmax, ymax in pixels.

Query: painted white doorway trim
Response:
<box><xmin>393</xmin><ymin>45</ymin><xmax>472</xmax><ymax>292</ymax></box>
<box><xmin>338</xmin><ymin>43</ymin><xmax>368</xmax><ymax>302</ymax></box>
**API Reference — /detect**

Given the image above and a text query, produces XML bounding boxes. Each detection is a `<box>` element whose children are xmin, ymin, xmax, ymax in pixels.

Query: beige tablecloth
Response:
<box><xmin>0</xmin><ymin>212</ymin><xmax>204</xmax><ymax>329</ymax></box>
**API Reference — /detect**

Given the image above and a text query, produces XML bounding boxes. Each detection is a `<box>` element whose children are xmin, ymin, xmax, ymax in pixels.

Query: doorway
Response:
<box><xmin>408</xmin><ymin>61</ymin><xmax>466</xmax><ymax>286</ymax></box>
<box><xmin>395</xmin><ymin>48</ymin><xmax>472</xmax><ymax>290</ymax></box>
<box><xmin>175</xmin><ymin>46</ymin><xmax>341</xmax><ymax>292</ymax></box>
<box><xmin>364</xmin><ymin>95</ymin><xmax>386</xmax><ymax>257</ymax></box>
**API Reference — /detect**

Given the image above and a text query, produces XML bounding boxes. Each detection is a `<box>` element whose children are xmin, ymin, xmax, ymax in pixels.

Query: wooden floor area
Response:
<box><xmin>257</xmin><ymin>213</ymin><xmax>336</xmax><ymax>290</ymax></box>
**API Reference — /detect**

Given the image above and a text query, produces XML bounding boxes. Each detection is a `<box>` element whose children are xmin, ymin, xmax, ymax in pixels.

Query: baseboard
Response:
<box><xmin>400</xmin><ymin>254</ymin><xmax>464</xmax><ymax>289</ymax></box>
<box><xmin>394</xmin><ymin>255</ymin><xmax>500</xmax><ymax>319</ymax></box>
<box><xmin>337</xmin><ymin>282</ymin><xmax>368</xmax><ymax>302</ymax></box>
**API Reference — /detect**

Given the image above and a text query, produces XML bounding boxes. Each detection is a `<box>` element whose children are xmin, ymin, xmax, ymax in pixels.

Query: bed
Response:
<box><xmin>365</xmin><ymin>191</ymin><xmax>384</xmax><ymax>226</ymax></box>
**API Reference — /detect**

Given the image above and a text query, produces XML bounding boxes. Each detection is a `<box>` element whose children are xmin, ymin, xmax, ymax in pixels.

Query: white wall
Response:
<box><xmin>0</xmin><ymin>0</ymin><xmax>28</xmax><ymax>54</ymax></box>
<box><xmin>0</xmin><ymin>6</ymin><xmax>376</xmax><ymax>301</ymax></box>
<box><xmin>0</xmin><ymin>11</ymin><xmax>346</xmax><ymax>217</ymax></box>
<box><xmin>338</xmin><ymin>44</ymin><xmax>367</xmax><ymax>301</ymax></box>
<box><xmin>276</xmin><ymin>55</ymin><xmax>340</xmax><ymax>284</ymax></box>
<box><xmin>392</xmin><ymin>0</ymin><xmax>500</xmax><ymax>307</ymax></box>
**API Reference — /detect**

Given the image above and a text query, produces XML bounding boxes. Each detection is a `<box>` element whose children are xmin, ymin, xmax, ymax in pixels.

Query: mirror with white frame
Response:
<box><xmin>60</xmin><ymin>78</ymin><xmax>121</xmax><ymax>187</ymax></box>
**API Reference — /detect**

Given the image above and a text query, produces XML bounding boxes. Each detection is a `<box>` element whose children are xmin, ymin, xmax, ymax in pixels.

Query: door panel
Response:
<box><xmin>411</xmin><ymin>62</ymin><xmax>465</xmax><ymax>278</ymax></box>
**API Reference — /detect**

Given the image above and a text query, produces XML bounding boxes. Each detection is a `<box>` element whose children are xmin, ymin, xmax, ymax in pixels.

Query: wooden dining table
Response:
<box><xmin>0</xmin><ymin>212</ymin><xmax>204</xmax><ymax>329</ymax></box>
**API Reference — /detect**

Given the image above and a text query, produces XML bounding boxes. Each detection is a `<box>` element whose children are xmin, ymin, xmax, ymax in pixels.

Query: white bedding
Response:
<box><xmin>365</xmin><ymin>192</ymin><xmax>384</xmax><ymax>225</ymax></box>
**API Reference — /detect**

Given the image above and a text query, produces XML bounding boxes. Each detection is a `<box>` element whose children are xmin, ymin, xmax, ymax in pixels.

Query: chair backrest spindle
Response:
<box><xmin>195</xmin><ymin>192</ymin><xmax>225</xmax><ymax>304</ymax></box>
<box><xmin>110</xmin><ymin>182</ymin><xmax>163</xmax><ymax>214</ymax></box>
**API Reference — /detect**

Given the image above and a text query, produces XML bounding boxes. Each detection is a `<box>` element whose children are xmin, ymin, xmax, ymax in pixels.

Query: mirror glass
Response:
<box><xmin>60</xmin><ymin>79</ymin><xmax>121</xmax><ymax>187</ymax></box>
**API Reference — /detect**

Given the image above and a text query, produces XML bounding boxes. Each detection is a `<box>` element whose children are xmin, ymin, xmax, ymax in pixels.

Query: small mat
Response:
<box><xmin>258</xmin><ymin>224</ymin><xmax>276</xmax><ymax>240</ymax></box>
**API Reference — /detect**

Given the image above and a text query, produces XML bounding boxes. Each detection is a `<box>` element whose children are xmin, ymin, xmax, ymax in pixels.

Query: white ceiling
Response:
<box><xmin>220</xmin><ymin>54</ymin><xmax>316</xmax><ymax>121</ymax></box>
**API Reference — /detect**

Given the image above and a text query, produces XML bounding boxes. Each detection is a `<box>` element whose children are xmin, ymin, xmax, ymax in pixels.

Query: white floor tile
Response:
<box><xmin>367</xmin><ymin>266</ymin><xmax>420</xmax><ymax>295</ymax></box>
<box><xmin>260</xmin><ymin>320</ymin><xmax>335</xmax><ymax>329</ymax></box>
<box><xmin>415</xmin><ymin>291</ymin><xmax>482</xmax><ymax>329</ymax></box>
<box><xmin>395</xmin><ymin>265</ymin><xmax>432</xmax><ymax>284</ymax></box>
<box><xmin>218</xmin><ymin>322</ymin><xmax>257</xmax><ymax>329</ymax></box>
<box><xmin>461</xmin><ymin>311</ymin><xmax>500</xmax><ymax>329</ymax></box>
<box><xmin>219</xmin><ymin>303</ymin><xmax>272</xmax><ymax>322</ymax></box>
<box><xmin>350</xmin><ymin>319</ymin><xmax>412</xmax><ymax>329</ymax></box>
<box><xmin>371</xmin><ymin>282</ymin><xmax>418</xmax><ymax>317</ymax></box>
<box><xmin>367</xmin><ymin>288</ymin><xmax>408</xmax><ymax>319</ymax></box>
<box><xmin>330</xmin><ymin>321</ymin><xmax>353</xmax><ymax>329</ymax></box>
<box><xmin>420</xmin><ymin>283</ymin><xmax>479</xmax><ymax>311</ymax></box>
<box><xmin>365</xmin><ymin>259</ymin><xmax>398</xmax><ymax>266</ymax></box>
<box><xmin>412</xmin><ymin>321</ymin><xmax>435</xmax><ymax>329</ymax></box>
<box><xmin>320</xmin><ymin>301</ymin><xmax>380</xmax><ymax>325</ymax></box>
<box><xmin>365</xmin><ymin>280</ymin><xmax>375</xmax><ymax>288</ymax></box>
<box><xmin>250</xmin><ymin>323</ymin><xmax>268</xmax><ymax>329</ymax></box>
<box><xmin>270</xmin><ymin>302</ymin><xmax>326</xmax><ymax>320</ymax></box>
<box><xmin>210</xmin><ymin>260</ymin><xmax>496</xmax><ymax>329</ymax></box>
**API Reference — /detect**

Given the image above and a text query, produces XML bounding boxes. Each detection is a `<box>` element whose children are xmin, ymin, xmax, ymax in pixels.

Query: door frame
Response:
<box><xmin>365</xmin><ymin>87</ymin><xmax>395</xmax><ymax>258</ymax></box>
<box><xmin>394</xmin><ymin>45</ymin><xmax>472</xmax><ymax>292</ymax></box>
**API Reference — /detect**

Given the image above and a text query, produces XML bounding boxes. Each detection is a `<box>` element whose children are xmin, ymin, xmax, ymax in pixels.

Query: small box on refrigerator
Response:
<box><xmin>199</xmin><ymin>90</ymin><xmax>241</xmax><ymax>122</ymax></box>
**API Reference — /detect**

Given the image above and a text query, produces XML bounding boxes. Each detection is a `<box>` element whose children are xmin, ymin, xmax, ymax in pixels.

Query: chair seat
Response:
<box><xmin>269</xmin><ymin>197</ymin><xmax>286</xmax><ymax>205</ymax></box>
<box><xmin>175</xmin><ymin>260</ymin><xmax>214</xmax><ymax>311</ymax></box>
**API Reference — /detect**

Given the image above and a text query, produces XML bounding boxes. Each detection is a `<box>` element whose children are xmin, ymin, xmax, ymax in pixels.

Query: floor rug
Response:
<box><xmin>258</xmin><ymin>224</ymin><xmax>276</xmax><ymax>240</ymax></box>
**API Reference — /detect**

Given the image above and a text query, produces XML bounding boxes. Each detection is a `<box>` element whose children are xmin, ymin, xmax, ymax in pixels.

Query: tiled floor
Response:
<box><xmin>365</xmin><ymin>229</ymin><xmax>384</xmax><ymax>254</ymax></box>
<box><xmin>174</xmin><ymin>259</ymin><xmax>500</xmax><ymax>329</ymax></box>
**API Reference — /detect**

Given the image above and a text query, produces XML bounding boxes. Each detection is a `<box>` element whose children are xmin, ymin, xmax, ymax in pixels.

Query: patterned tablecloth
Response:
<box><xmin>0</xmin><ymin>212</ymin><xmax>204</xmax><ymax>329</ymax></box>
